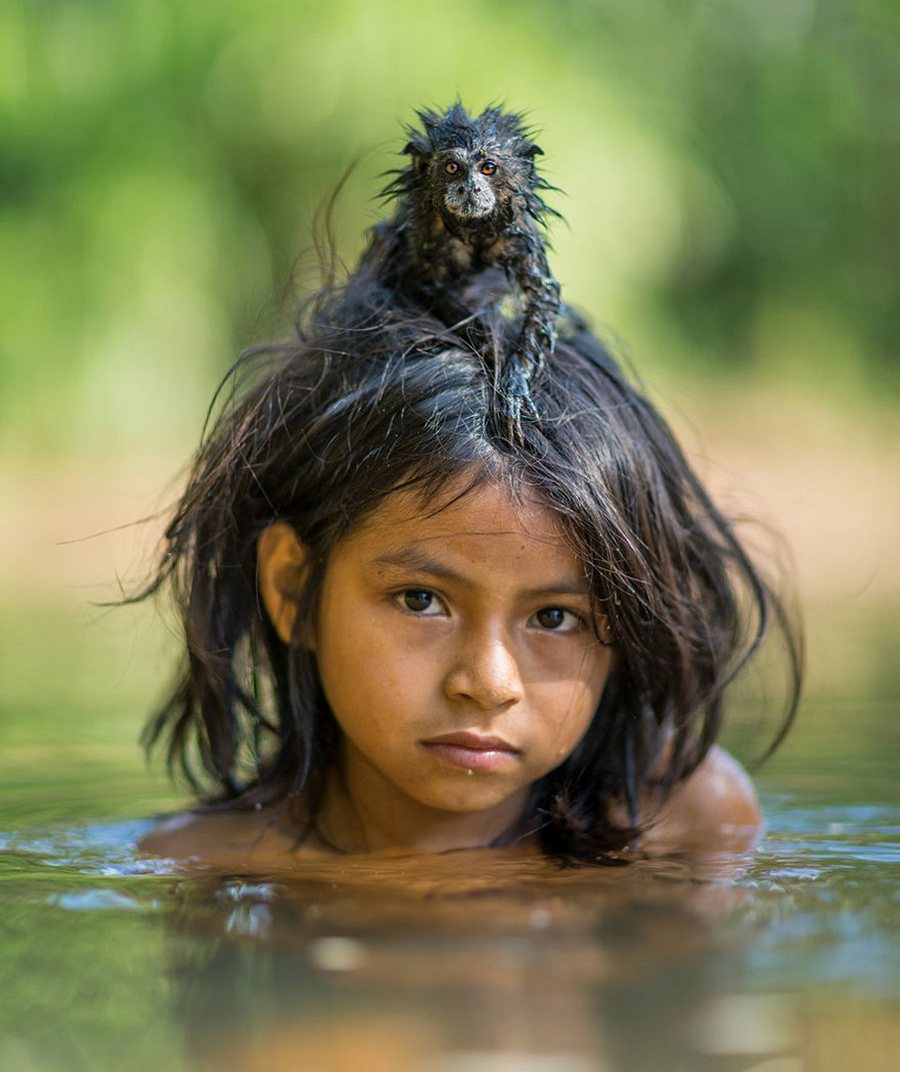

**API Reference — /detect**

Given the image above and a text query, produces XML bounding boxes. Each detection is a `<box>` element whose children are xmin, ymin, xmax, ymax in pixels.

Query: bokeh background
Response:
<box><xmin>2</xmin><ymin>0</ymin><xmax>898</xmax><ymax>820</ymax></box>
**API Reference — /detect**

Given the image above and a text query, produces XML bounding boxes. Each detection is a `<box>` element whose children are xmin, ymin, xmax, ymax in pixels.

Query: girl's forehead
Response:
<box><xmin>354</xmin><ymin>478</ymin><xmax>570</xmax><ymax>552</ymax></box>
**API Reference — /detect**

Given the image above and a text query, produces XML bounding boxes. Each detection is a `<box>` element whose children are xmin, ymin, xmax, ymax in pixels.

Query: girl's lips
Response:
<box><xmin>420</xmin><ymin>732</ymin><xmax>520</xmax><ymax>773</ymax></box>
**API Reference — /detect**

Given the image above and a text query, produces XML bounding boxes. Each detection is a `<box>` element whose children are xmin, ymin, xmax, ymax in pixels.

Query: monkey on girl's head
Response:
<box><xmin>356</xmin><ymin>101</ymin><xmax>562</xmax><ymax>438</ymax></box>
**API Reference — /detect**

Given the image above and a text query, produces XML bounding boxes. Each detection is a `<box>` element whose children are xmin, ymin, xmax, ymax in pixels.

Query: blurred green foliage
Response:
<box><xmin>2</xmin><ymin>0</ymin><xmax>897</xmax><ymax>456</ymax></box>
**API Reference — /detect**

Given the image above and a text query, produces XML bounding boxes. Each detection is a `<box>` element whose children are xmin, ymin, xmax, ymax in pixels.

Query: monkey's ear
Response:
<box><xmin>257</xmin><ymin>522</ymin><xmax>312</xmax><ymax>648</ymax></box>
<box><xmin>523</xmin><ymin>142</ymin><xmax>544</xmax><ymax>158</ymax></box>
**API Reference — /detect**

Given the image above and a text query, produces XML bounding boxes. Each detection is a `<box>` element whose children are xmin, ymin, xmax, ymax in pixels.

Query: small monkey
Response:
<box><xmin>357</xmin><ymin>101</ymin><xmax>562</xmax><ymax>436</ymax></box>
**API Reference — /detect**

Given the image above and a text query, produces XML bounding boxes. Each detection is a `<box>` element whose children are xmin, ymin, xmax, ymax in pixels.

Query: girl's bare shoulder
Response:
<box><xmin>138</xmin><ymin>805</ymin><xmax>329</xmax><ymax>870</ymax></box>
<box><xmin>641</xmin><ymin>746</ymin><xmax>763</xmax><ymax>853</ymax></box>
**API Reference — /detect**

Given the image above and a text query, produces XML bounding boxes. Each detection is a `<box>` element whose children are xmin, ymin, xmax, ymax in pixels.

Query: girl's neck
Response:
<box><xmin>316</xmin><ymin>760</ymin><xmax>531</xmax><ymax>855</ymax></box>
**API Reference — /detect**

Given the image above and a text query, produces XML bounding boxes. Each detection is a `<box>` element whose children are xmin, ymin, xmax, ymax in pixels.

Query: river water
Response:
<box><xmin>1</xmin><ymin>684</ymin><xmax>897</xmax><ymax>1071</ymax></box>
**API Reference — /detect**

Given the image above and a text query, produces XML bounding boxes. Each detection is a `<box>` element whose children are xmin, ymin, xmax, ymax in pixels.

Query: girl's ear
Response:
<box><xmin>257</xmin><ymin>522</ymin><xmax>311</xmax><ymax>647</ymax></box>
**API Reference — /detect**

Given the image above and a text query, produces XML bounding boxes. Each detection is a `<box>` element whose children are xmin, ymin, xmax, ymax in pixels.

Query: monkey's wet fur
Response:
<box><xmin>354</xmin><ymin>102</ymin><xmax>564</xmax><ymax>440</ymax></box>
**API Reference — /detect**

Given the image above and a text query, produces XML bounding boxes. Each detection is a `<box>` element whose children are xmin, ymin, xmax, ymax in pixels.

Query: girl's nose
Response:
<box><xmin>444</xmin><ymin>631</ymin><xmax>525</xmax><ymax>711</ymax></box>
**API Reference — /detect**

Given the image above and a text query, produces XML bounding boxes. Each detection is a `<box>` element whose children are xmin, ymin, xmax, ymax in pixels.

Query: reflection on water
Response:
<box><xmin>1</xmin><ymin>703</ymin><xmax>898</xmax><ymax>1072</ymax></box>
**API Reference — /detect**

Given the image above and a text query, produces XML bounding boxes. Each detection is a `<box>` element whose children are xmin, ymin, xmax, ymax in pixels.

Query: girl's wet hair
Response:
<box><xmin>140</xmin><ymin>266</ymin><xmax>802</xmax><ymax>862</ymax></box>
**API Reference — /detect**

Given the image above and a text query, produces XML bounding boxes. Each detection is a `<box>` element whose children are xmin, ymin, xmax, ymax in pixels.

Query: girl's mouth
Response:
<box><xmin>419</xmin><ymin>732</ymin><xmax>520</xmax><ymax>773</ymax></box>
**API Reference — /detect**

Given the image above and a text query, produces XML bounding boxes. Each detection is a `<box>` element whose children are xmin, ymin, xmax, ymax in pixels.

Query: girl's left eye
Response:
<box><xmin>395</xmin><ymin>589</ymin><xmax>444</xmax><ymax>615</ymax></box>
<box><xmin>480</xmin><ymin>160</ymin><xmax>497</xmax><ymax>176</ymax></box>
<box><xmin>532</xmin><ymin>607</ymin><xmax>581</xmax><ymax>632</ymax></box>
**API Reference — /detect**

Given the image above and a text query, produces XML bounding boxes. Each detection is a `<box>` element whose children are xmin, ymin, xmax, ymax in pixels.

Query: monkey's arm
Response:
<box><xmin>507</xmin><ymin>228</ymin><xmax>561</xmax><ymax>369</ymax></box>
<box><xmin>495</xmin><ymin>227</ymin><xmax>561</xmax><ymax>434</ymax></box>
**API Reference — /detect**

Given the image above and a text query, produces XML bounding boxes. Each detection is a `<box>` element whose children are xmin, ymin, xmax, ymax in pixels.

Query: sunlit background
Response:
<box><xmin>2</xmin><ymin>0</ymin><xmax>897</xmax><ymax>816</ymax></box>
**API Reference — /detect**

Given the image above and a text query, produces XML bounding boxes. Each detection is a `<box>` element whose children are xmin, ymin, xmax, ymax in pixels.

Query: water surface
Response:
<box><xmin>1</xmin><ymin>699</ymin><xmax>897</xmax><ymax>1072</ymax></box>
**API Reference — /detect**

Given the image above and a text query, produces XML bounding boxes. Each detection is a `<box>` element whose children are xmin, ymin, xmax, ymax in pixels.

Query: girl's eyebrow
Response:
<box><xmin>370</xmin><ymin>548</ymin><xmax>465</xmax><ymax>583</ymax></box>
<box><xmin>369</xmin><ymin>548</ymin><xmax>590</xmax><ymax>598</ymax></box>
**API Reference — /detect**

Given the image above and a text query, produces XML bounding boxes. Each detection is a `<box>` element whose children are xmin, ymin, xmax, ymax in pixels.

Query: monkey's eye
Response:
<box><xmin>444</xmin><ymin>161</ymin><xmax>460</xmax><ymax>175</ymax></box>
<box><xmin>480</xmin><ymin>160</ymin><xmax>497</xmax><ymax>176</ymax></box>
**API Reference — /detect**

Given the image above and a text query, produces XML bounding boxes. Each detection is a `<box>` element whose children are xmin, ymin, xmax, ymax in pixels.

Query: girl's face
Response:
<box><xmin>305</xmin><ymin>477</ymin><xmax>613</xmax><ymax>849</ymax></box>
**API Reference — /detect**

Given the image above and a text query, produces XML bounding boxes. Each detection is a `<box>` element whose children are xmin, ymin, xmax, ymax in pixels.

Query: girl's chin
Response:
<box><xmin>403</xmin><ymin>779</ymin><xmax>530</xmax><ymax>819</ymax></box>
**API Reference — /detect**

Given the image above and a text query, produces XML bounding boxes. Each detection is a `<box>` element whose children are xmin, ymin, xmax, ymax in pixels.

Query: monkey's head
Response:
<box><xmin>386</xmin><ymin>102</ymin><xmax>555</xmax><ymax>229</ymax></box>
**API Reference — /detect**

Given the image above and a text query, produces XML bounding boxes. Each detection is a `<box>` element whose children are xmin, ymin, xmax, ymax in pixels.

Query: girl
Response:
<box><xmin>139</xmin><ymin>125</ymin><xmax>801</xmax><ymax>868</ymax></box>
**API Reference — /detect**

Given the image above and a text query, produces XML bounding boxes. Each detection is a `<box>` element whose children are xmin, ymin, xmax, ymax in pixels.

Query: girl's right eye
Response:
<box><xmin>394</xmin><ymin>589</ymin><xmax>444</xmax><ymax>615</ymax></box>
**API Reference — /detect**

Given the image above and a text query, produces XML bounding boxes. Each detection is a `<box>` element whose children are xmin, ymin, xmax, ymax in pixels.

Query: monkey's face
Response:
<box><xmin>435</xmin><ymin>152</ymin><xmax>505</xmax><ymax>221</ymax></box>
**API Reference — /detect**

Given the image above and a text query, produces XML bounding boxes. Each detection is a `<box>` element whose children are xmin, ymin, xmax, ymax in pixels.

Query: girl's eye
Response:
<box><xmin>532</xmin><ymin>607</ymin><xmax>581</xmax><ymax>632</ymax></box>
<box><xmin>480</xmin><ymin>160</ymin><xmax>497</xmax><ymax>176</ymax></box>
<box><xmin>396</xmin><ymin>589</ymin><xmax>444</xmax><ymax>615</ymax></box>
<box><xmin>445</xmin><ymin>161</ymin><xmax>460</xmax><ymax>175</ymax></box>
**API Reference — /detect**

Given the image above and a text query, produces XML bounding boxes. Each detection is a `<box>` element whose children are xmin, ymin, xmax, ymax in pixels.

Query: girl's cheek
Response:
<box><xmin>530</xmin><ymin>635</ymin><xmax>605</xmax><ymax>680</ymax></box>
